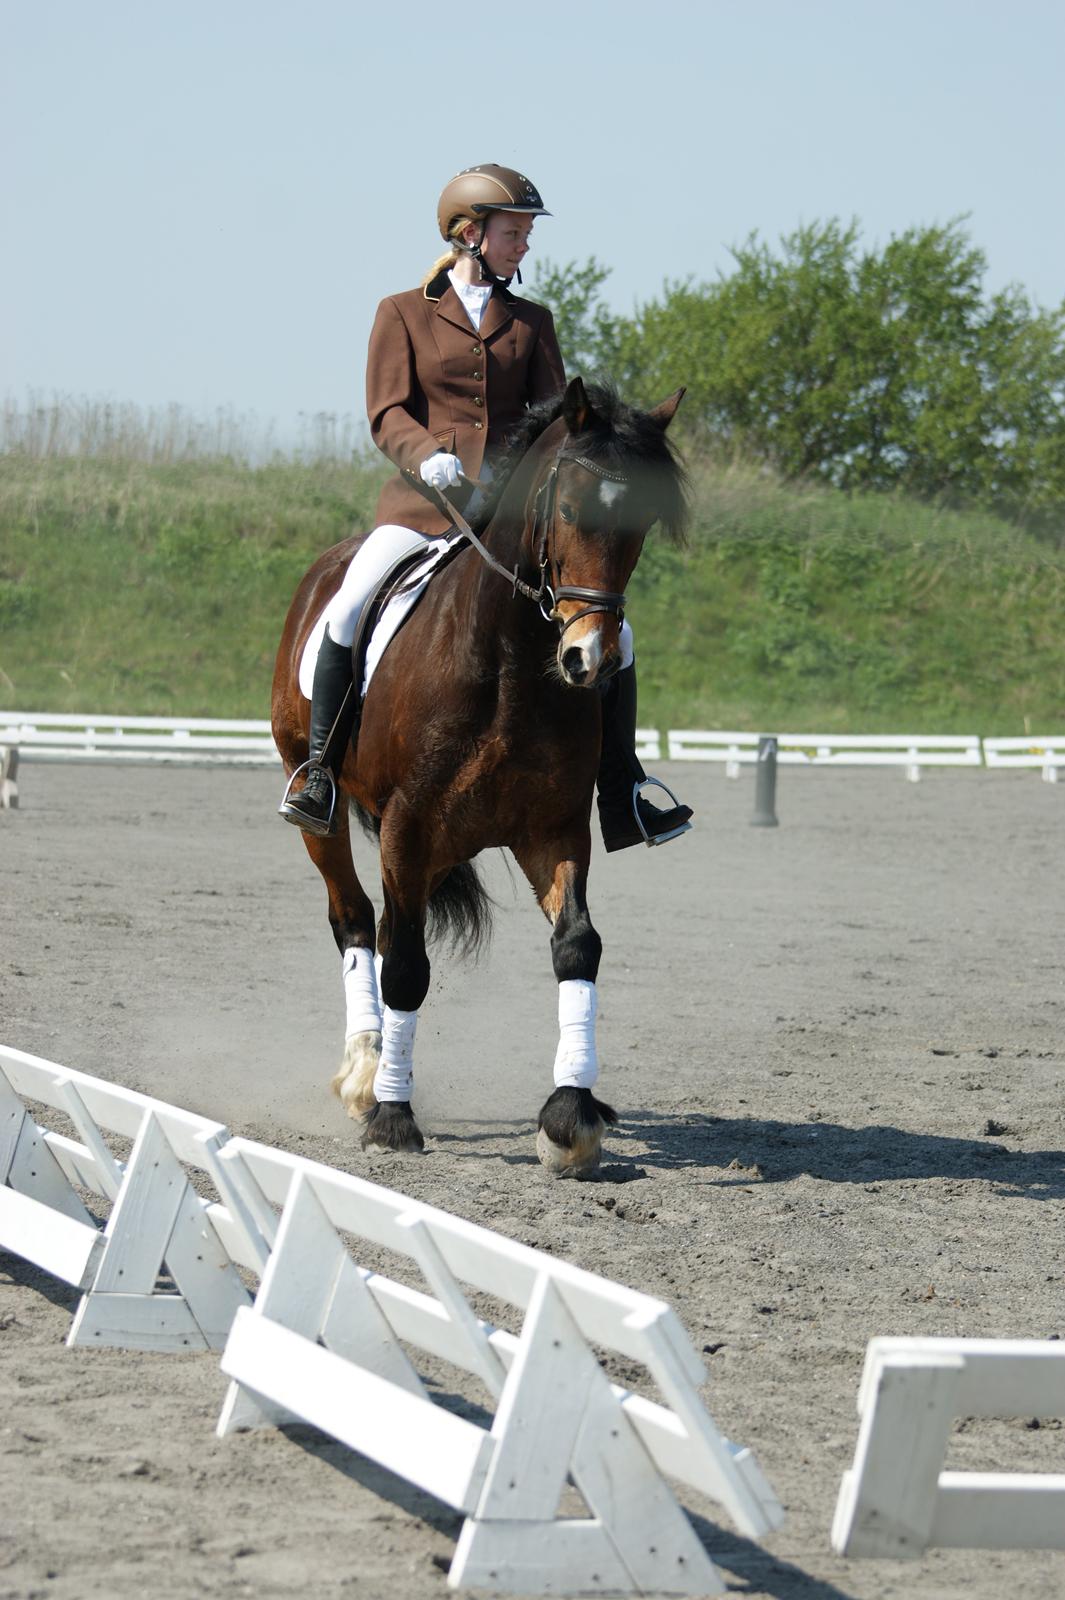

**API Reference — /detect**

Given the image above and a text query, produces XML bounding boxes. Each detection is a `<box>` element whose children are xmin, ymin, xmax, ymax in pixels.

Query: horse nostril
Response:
<box><xmin>561</xmin><ymin>646</ymin><xmax>588</xmax><ymax>684</ymax></box>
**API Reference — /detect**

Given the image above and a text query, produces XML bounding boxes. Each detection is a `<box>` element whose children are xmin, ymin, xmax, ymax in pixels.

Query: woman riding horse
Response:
<box><xmin>278</xmin><ymin>162</ymin><xmax>692</xmax><ymax>852</ymax></box>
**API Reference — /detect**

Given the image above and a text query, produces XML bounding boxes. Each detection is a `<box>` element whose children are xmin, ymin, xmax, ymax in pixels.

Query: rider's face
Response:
<box><xmin>478</xmin><ymin>212</ymin><xmax>534</xmax><ymax>279</ymax></box>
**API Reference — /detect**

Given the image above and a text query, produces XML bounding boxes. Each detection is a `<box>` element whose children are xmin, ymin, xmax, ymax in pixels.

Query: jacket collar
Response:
<box><xmin>423</xmin><ymin>268</ymin><xmax>516</xmax><ymax>338</ymax></box>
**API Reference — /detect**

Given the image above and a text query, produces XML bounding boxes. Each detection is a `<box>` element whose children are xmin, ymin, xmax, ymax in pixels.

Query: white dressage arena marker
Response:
<box><xmin>0</xmin><ymin>745</ymin><xmax>18</xmax><ymax>808</ymax></box>
<box><xmin>832</xmin><ymin>1337</ymin><xmax>1065</xmax><ymax>1559</ymax></box>
<box><xmin>215</xmin><ymin>1138</ymin><xmax>784</xmax><ymax>1596</ymax></box>
<box><xmin>0</xmin><ymin>1046</ymin><xmax>259</xmax><ymax>1351</ymax></box>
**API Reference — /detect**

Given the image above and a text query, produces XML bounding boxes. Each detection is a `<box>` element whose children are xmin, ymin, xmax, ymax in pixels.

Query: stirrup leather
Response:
<box><xmin>278</xmin><ymin>759</ymin><xmax>338</xmax><ymax>835</ymax></box>
<box><xmin>633</xmin><ymin>776</ymin><xmax>692</xmax><ymax>847</ymax></box>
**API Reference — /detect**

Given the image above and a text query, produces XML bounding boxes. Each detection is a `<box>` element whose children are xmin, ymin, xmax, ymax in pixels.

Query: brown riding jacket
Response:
<box><xmin>365</xmin><ymin>267</ymin><xmax>566</xmax><ymax>536</ymax></box>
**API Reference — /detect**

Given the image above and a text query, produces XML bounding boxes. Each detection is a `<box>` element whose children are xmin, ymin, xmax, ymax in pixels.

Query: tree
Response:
<box><xmin>525</xmin><ymin>257</ymin><xmax>622</xmax><ymax>379</ymax></box>
<box><xmin>529</xmin><ymin>222</ymin><xmax>1065</xmax><ymax>513</ymax></box>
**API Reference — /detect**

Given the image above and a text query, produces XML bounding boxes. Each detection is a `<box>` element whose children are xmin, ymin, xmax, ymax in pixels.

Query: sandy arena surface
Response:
<box><xmin>1</xmin><ymin>759</ymin><xmax>1063</xmax><ymax>1600</ymax></box>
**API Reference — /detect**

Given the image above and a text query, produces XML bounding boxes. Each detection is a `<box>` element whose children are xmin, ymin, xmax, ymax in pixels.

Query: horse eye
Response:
<box><xmin>559</xmin><ymin>501</ymin><xmax>575</xmax><ymax>523</ymax></box>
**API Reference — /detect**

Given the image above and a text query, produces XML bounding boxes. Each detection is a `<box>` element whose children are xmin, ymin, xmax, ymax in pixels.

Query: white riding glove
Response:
<box><xmin>420</xmin><ymin>452</ymin><xmax>463</xmax><ymax>491</ymax></box>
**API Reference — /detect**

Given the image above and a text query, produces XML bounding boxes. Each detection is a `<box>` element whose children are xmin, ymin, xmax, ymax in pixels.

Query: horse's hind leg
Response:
<box><xmin>299</xmin><ymin>813</ymin><xmax>382</xmax><ymax>1121</ymax></box>
<box><xmin>511</xmin><ymin>837</ymin><xmax>617</xmax><ymax>1179</ymax></box>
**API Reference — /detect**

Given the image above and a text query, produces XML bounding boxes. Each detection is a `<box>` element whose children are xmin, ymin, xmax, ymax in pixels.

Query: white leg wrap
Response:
<box><xmin>553</xmin><ymin>979</ymin><xmax>599</xmax><ymax>1089</ymax></box>
<box><xmin>342</xmin><ymin>947</ymin><xmax>382</xmax><ymax>1038</ymax></box>
<box><xmin>373</xmin><ymin>1006</ymin><xmax>417</xmax><ymax>1102</ymax></box>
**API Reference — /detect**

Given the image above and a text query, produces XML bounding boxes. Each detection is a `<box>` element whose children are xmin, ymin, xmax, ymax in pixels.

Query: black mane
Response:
<box><xmin>473</xmin><ymin>382</ymin><xmax>689</xmax><ymax>543</ymax></box>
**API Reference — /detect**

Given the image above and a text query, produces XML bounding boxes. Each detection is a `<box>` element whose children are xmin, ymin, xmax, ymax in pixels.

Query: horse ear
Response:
<box><xmin>562</xmin><ymin>376</ymin><xmax>591</xmax><ymax>435</ymax></box>
<box><xmin>648</xmin><ymin>387</ymin><xmax>686</xmax><ymax>430</ymax></box>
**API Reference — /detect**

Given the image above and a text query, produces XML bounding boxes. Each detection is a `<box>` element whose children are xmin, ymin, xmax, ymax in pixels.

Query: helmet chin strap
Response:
<box><xmin>461</xmin><ymin>220</ymin><xmax>520</xmax><ymax>288</ymax></box>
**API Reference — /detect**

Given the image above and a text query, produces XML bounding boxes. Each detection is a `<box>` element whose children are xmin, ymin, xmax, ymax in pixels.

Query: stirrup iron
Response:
<box><xmin>633</xmin><ymin>776</ymin><xmax>692</xmax><ymax>847</ymax></box>
<box><xmin>278</xmin><ymin>758</ymin><xmax>338</xmax><ymax>836</ymax></box>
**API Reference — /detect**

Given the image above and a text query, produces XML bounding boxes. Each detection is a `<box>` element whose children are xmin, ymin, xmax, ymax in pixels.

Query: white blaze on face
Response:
<box><xmin>598</xmin><ymin>480</ymin><xmax>625</xmax><ymax>510</ymax></box>
<box><xmin>559</xmin><ymin>615</ymin><xmax>606</xmax><ymax>681</ymax></box>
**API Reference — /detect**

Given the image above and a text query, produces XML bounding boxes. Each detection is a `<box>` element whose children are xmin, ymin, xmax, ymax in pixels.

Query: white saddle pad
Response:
<box><xmin>298</xmin><ymin>536</ymin><xmax>456</xmax><ymax>701</ymax></box>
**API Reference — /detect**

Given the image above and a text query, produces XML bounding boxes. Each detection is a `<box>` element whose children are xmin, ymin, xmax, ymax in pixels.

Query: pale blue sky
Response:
<box><xmin>4</xmin><ymin>0</ymin><xmax>1063</xmax><ymax>442</ymax></box>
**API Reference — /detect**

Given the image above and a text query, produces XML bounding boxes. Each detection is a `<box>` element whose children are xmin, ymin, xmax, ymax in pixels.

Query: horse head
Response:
<box><xmin>529</xmin><ymin>377</ymin><xmax>687</xmax><ymax>689</ymax></box>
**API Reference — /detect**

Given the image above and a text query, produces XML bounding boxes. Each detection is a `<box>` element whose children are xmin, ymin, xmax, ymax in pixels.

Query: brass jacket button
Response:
<box><xmin>474</xmin><ymin>420</ymin><xmax>483</xmax><ymax>429</ymax></box>
<box><xmin>471</xmin><ymin>345</ymin><xmax>481</xmax><ymax>355</ymax></box>
<box><xmin>472</xmin><ymin>370</ymin><xmax>482</xmax><ymax>380</ymax></box>
<box><xmin>474</xmin><ymin>395</ymin><xmax>484</xmax><ymax>406</ymax></box>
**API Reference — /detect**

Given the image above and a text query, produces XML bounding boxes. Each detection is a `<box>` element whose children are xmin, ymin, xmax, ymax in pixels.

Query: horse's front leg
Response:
<box><xmin>300</xmin><ymin>820</ymin><xmax>383</xmax><ymax>1122</ymax></box>
<box><xmin>512</xmin><ymin>837</ymin><xmax>617</xmax><ymax>1179</ymax></box>
<box><xmin>361</xmin><ymin>804</ymin><xmax>431</xmax><ymax>1153</ymax></box>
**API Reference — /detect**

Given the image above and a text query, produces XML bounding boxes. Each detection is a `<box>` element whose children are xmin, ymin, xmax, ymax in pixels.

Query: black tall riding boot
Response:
<box><xmin>278</xmin><ymin>626</ymin><xmax>354</xmax><ymax>837</ymax></box>
<box><xmin>596</xmin><ymin>663</ymin><xmax>693</xmax><ymax>852</ymax></box>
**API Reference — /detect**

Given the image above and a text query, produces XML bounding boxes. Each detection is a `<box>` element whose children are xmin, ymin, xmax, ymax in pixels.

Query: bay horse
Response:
<box><xmin>272</xmin><ymin>377</ymin><xmax>688</xmax><ymax>1176</ymax></box>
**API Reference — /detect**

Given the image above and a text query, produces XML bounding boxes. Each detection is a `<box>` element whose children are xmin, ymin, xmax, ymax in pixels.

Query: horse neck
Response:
<box><xmin>474</xmin><ymin>418</ymin><xmax>569</xmax><ymax>607</ymax></box>
<box><xmin>434</xmin><ymin>418</ymin><xmax>573</xmax><ymax>679</ymax></box>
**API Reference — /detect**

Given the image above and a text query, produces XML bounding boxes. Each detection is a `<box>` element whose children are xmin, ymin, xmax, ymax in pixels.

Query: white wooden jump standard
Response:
<box><xmin>0</xmin><ymin>1044</ymin><xmax>260</xmax><ymax>1351</ymax></box>
<box><xmin>832</xmin><ymin>1337</ymin><xmax>1065</xmax><ymax>1559</ymax></box>
<box><xmin>215</xmin><ymin>1138</ymin><xmax>784</xmax><ymax>1596</ymax></box>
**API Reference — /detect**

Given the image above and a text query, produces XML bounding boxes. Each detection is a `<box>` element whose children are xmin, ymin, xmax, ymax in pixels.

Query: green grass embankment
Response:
<box><xmin>1</xmin><ymin>450</ymin><xmax>1062</xmax><ymax>732</ymax></box>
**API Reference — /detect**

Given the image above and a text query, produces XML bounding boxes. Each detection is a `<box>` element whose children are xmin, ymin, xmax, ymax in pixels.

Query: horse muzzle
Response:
<box><xmin>556</xmin><ymin>617</ymin><xmax>624</xmax><ymax>688</ymax></box>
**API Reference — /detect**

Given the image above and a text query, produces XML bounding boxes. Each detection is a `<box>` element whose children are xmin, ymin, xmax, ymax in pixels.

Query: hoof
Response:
<box><xmin>536</xmin><ymin>1087</ymin><xmax>618</xmax><ymax>1180</ymax></box>
<box><xmin>361</xmin><ymin>1101</ymin><xmax>424</xmax><ymax>1154</ymax></box>
<box><xmin>536</xmin><ymin>1124</ymin><xmax>603</xmax><ymax>1179</ymax></box>
<box><xmin>331</xmin><ymin>1030</ymin><xmax>382</xmax><ymax>1122</ymax></box>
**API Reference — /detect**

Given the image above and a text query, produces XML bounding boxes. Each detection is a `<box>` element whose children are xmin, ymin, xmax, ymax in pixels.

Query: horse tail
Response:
<box><xmin>350</xmin><ymin>800</ymin><xmax>493</xmax><ymax>959</ymax></box>
<box><xmin>427</xmin><ymin>862</ymin><xmax>493</xmax><ymax>959</ymax></box>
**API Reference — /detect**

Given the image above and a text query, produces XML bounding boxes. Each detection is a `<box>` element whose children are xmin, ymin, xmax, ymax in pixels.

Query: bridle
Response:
<box><xmin>407</xmin><ymin>442</ymin><xmax>629</xmax><ymax>640</ymax></box>
<box><xmin>526</xmin><ymin>450</ymin><xmax>629</xmax><ymax>636</ymax></box>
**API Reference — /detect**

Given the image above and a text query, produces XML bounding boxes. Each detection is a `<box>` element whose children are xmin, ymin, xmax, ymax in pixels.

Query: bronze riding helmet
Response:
<box><xmin>436</xmin><ymin>164</ymin><xmax>551</xmax><ymax>242</ymax></box>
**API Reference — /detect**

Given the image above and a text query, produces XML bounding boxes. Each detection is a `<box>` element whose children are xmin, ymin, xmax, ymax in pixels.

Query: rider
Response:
<box><xmin>279</xmin><ymin>162</ymin><xmax>693</xmax><ymax>852</ymax></box>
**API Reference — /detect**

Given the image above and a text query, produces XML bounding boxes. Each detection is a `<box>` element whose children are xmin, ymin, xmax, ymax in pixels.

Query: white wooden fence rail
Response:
<box><xmin>214</xmin><ymin>1136</ymin><xmax>783</xmax><ymax>1595</ymax></box>
<box><xmin>0</xmin><ymin>713</ymin><xmax>279</xmax><ymax>769</ymax></box>
<box><xmin>7</xmin><ymin>714</ymin><xmax>1059</xmax><ymax>789</ymax></box>
<box><xmin>832</xmin><ymin>1337</ymin><xmax>1065</xmax><ymax>1559</ymax></box>
<box><xmin>667</xmin><ymin>731</ymin><xmax>984</xmax><ymax>782</ymax></box>
<box><xmin>983</xmin><ymin>736</ymin><xmax>1065</xmax><ymax>783</ymax></box>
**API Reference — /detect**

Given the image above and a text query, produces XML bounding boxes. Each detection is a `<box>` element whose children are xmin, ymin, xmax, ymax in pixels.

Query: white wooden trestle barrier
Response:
<box><xmin>0</xmin><ymin>1045</ymin><xmax>259</xmax><ymax>1350</ymax></box>
<box><xmin>0</xmin><ymin>1045</ymin><xmax>783</xmax><ymax>1595</ymax></box>
<box><xmin>214</xmin><ymin>1138</ymin><xmax>784</xmax><ymax>1595</ymax></box>
<box><xmin>832</xmin><ymin>1337</ymin><xmax>1065</xmax><ymax>1558</ymax></box>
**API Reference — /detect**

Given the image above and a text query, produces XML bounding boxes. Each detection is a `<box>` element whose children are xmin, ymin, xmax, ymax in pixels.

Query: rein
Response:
<box><xmin>404</xmin><ymin>444</ymin><xmax>629</xmax><ymax>637</ymax></box>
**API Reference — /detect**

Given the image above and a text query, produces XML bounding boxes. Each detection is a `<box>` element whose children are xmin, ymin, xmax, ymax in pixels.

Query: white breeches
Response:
<box><xmin>325</xmin><ymin>523</ymin><xmax>635</xmax><ymax>666</ymax></box>
<box><xmin>324</xmin><ymin>525</ymin><xmax>430</xmax><ymax>648</ymax></box>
